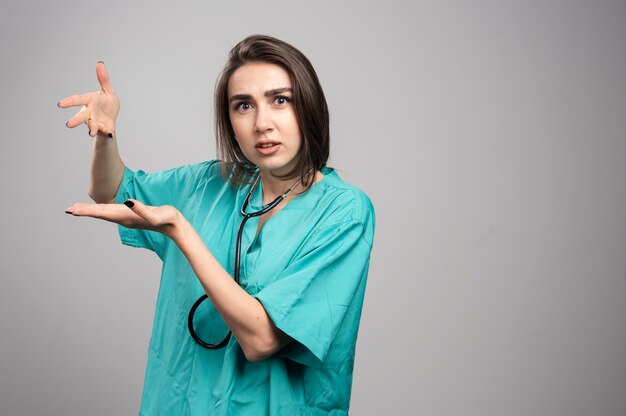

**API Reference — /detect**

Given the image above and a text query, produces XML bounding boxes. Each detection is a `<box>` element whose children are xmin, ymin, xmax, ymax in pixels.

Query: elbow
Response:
<box><xmin>87</xmin><ymin>191</ymin><xmax>101</xmax><ymax>203</ymax></box>
<box><xmin>242</xmin><ymin>350</ymin><xmax>268</xmax><ymax>363</ymax></box>
<box><xmin>88</xmin><ymin>189</ymin><xmax>116</xmax><ymax>204</ymax></box>
<box><xmin>240</xmin><ymin>336</ymin><xmax>283</xmax><ymax>362</ymax></box>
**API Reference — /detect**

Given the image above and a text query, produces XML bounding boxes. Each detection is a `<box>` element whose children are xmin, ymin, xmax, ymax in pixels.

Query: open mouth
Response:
<box><xmin>255</xmin><ymin>141</ymin><xmax>281</xmax><ymax>155</ymax></box>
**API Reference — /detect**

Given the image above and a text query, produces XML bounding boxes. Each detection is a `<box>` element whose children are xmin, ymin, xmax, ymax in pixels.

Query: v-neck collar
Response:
<box><xmin>247</xmin><ymin>166</ymin><xmax>336</xmax><ymax>211</ymax></box>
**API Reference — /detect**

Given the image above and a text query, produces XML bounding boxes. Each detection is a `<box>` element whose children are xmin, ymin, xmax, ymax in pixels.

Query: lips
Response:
<box><xmin>255</xmin><ymin>140</ymin><xmax>281</xmax><ymax>155</ymax></box>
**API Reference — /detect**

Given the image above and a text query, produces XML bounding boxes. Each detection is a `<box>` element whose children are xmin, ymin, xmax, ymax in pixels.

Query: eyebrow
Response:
<box><xmin>229</xmin><ymin>87</ymin><xmax>293</xmax><ymax>103</ymax></box>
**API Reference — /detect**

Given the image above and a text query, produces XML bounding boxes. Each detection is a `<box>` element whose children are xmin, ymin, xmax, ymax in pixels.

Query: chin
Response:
<box><xmin>253</xmin><ymin>157</ymin><xmax>295</xmax><ymax>173</ymax></box>
<box><xmin>258</xmin><ymin>164</ymin><xmax>289</xmax><ymax>175</ymax></box>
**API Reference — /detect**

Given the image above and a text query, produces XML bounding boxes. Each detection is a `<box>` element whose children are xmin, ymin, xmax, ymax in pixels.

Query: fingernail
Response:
<box><xmin>65</xmin><ymin>121</ymin><xmax>69</xmax><ymax>127</ymax></box>
<box><xmin>107</xmin><ymin>133</ymin><xmax>113</xmax><ymax>138</ymax></box>
<box><xmin>98</xmin><ymin>60</ymin><xmax>104</xmax><ymax>64</ymax></box>
<box><xmin>124</xmin><ymin>200</ymin><xmax>134</xmax><ymax>208</ymax></box>
<box><xmin>65</xmin><ymin>210</ymin><xmax>72</xmax><ymax>214</ymax></box>
<box><xmin>57</xmin><ymin>101</ymin><xmax>61</xmax><ymax>108</ymax></box>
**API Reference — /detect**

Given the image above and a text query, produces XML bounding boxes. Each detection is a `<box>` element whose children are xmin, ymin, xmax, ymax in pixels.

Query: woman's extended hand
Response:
<box><xmin>58</xmin><ymin>61</ymin><xmax>120</xmax><ymax>138</ymax></box>
<box><xmin>65</xmin><ymin>199</ymin><xmax>182</xmax><ymax>238</ymax></box>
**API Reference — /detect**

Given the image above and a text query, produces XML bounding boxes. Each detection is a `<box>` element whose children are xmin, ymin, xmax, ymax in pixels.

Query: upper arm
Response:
<box><xmin>253</xmin><ymin>219</ymin><xmax>374</xmax><ymax>366</ymax></box>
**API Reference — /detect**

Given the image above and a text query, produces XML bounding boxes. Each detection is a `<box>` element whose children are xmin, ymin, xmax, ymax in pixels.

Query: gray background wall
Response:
<box><xmin>1</xmin><ymin>0</ymin><xmax>625</xmax><ymax>415</ymax></box>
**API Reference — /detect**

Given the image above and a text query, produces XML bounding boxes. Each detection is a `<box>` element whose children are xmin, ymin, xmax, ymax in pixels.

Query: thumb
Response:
<box><xmin>96</xmin><ymin>61</ymin><xmax>115</xmax><ymax>94</ymax></box>
<box><xmin>123</xmin><ymin>199</ymin><xmax>177</xmax><ymax>231</ymax></box>
<box><xmin>123</xmin><ymin>199</ymin><xmax>152</xmax><ymax>221</ymax></box>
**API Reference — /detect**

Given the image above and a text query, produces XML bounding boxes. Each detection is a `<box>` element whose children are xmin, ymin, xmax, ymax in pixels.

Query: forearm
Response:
<box><xmin>89</xmin><ymin>135</ymin><xmax>125</xmax><ymax>203</ymax></box>
<box><xmin>169</xmin><ymin>214</ymin><xmax>289</xmax><ymax>361</ymax></box>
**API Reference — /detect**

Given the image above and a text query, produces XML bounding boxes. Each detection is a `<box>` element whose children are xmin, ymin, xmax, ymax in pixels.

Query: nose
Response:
<box><xmin>254</xmin><ymin>105</ymin><xmax>273</xmax><ymax>134</ymax></box>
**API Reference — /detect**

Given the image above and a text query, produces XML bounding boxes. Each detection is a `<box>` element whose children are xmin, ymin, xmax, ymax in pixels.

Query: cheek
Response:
<box><xmin>229</xmin><ymin>115</ymin><xmax>248</xmax><ymax>139</ymax></box>
<box><xmin>286</xmin><ymin>113</ymin><xmax>302</xmax><ymax>142</ymax></box>
<box><xmin>229</xmin><ymin>113</ymin><xmax>239</xmax><ymax>131</ymax></box>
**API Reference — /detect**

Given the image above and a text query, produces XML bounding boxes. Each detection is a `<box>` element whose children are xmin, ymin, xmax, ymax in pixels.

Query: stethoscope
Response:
<box><xmin>187</xmin><ymin>172</ymin><xmax>305</xmax><ymax>349</ymax></box>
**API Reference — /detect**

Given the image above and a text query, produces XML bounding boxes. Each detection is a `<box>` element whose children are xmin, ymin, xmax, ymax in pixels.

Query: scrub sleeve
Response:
<box><xmin>115</xmin><ymin>162</ymin><xmax>214</xmax><ymax>258</ymax></box>
<box><xmin>255</xmin><ymin>219</ymin><xmax>372</xmax><ymax>367</ymax></box>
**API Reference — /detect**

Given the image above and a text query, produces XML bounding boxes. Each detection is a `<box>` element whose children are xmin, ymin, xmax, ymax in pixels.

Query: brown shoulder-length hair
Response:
<box><xmin>215</xmin><ymin>34</ymin><xmax>330</xmax><ymax>188</ymax></box>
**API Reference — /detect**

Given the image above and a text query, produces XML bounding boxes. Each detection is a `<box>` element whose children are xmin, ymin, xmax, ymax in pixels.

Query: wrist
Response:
<box><xmin>95</xmin><ymin>131</ymin><xmax>116</xmax><ymax>140</ymax></box>
<box><xmin>166</xmin><ymin>210</ymin><xmax>190</xmax><ymax>244</ymax></box>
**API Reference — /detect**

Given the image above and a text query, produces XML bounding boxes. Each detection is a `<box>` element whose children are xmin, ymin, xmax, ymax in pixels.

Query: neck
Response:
<box><xmin>259</xmin><ymin>169</ymin><xmax>323</xmax><ymax>204</ymax></box>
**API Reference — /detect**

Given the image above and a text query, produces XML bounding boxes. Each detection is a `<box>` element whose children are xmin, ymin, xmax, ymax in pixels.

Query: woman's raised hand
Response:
<box><xmin>58</xmin><ymin>61</ymin><xmax>120</xmax><ymax>138</ymax></box>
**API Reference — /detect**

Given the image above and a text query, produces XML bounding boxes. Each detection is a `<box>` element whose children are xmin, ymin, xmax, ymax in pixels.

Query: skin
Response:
<box><xmin>229</xmin><ymin>62</ymin><xmax>303</xmax><ymax>195</ymax></box>
<box><xmin>58</xmin><ymin>62</ymin><xmax>124</xmax><ymax>203</ymax></box>
<box><xmin>58</xmin><ymin>61</ymin><xmax>329</xmax><ymax>361</ymax></box>
<box><xmin>227</xmin><ymin>62</ymin><xmax>323</xmax><ymax>228</ymax></box>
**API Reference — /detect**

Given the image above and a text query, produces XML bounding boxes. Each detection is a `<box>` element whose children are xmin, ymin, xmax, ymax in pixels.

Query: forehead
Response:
<box><xmin>228</xmin><ymin>62</ymin><xmax>291</xmax><ymax>96</ymax></box>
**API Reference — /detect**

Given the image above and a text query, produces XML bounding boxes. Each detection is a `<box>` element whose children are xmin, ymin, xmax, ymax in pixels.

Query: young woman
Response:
<box><xmin>60</xmin><ymin>35</ymin><xmax>375</xmax><ymax>415</ymax></box>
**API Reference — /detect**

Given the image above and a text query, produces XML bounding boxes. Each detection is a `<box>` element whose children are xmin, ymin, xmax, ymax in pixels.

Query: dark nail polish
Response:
<box><xmin>108</xmin><ymin>133</ymin><xmax>113</xmax><ymax>138</ymax></box>
<box><xmin>98</xmin><ymin>60</ymin><xmax>104</xmax><ymax>64</ymax></box>
<box><xmin>57</xmin><ymin>101</ymin><xmax>61</xmax><ymax>108</ymax></box>
<box><xmin>65</xmin><ymin>121</ymin><xmax>69</xmax><ymax>127</ymax></box>
<box><xmin>65</xmin><ymin>210</ymin><xmax>72</xmax><ymax>214</ymax></box>
<box><xmin>124</xmin><ymin>200</ymin><xmax>134</xmax><ymax>208</ymax></box>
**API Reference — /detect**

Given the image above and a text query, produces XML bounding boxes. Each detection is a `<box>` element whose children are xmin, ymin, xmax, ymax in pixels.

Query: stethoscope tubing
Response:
<box><xmin>187</xmin><ymin>173</ymin><xmax>300</xmax><ymax>349</ymax></box>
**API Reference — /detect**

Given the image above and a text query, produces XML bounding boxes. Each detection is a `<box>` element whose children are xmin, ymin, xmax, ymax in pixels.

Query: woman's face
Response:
<box><xmin>228</xmin><ymin>62</ymin><xmax>301</xmax><ymax>176</ymax></box>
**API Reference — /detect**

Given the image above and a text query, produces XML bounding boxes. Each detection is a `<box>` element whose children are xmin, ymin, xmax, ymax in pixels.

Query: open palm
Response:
<box><xmin>65</xmin><ymin>199</ymin><xmax>181</xmax><ymax>238</ymax></box>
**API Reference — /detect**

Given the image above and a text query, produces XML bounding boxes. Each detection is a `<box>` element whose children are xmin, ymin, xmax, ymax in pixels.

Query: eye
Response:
<box><xmin>273</xmin><ymin>95</ymin><xmax>292</xmax><ymax>106</ymax></box>
<box><xmin>234</xmin><ymin>101</ymin><xmax>253</xmax><ymax>111</ymax></box>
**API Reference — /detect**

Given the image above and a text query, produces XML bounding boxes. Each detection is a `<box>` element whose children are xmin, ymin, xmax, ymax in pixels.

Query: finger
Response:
<box><xmin>65</xmin><ymin>106</ymin><xmax>90</xmax><ymax>128</ymax></box>
<box><xmin>96</xmin><ymin>61</ymin><xmax>114</xmax><ymax>94</ymax></box>
<box><xmin>57</xmin><ymin>93</ymin><xmax>95</xmax><ymax>109</ymax></box>
<box><xmin>86</xmin><ymin>117</ymin><xmax>99</xmax><ymax>137</ymax></box>
<box><xmin>65</xmin><ymin>202</ymin><xmax>121</xmax><ymax>218</ymax></box>
<box><xmin>65</xmin><ymin>202</ymin><xmax>143</xmax><ymax>224</ymax></box>
<box><xmin>81</xmin><ymin>115</ymin><xmax>114</xmax><ymax>138</ymax></box>
<box><xmin>122</xmin><ymin>199</ymin><xmax>158</xmax><ymax>223</ymax></box>
<box><xmin>65</xmin><ymin>202</ymin><xmax>88</xmax><ymax>215</ymax></box>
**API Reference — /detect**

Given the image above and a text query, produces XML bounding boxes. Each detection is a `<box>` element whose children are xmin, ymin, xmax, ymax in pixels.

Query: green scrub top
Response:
<box><xmin>116</xmin><ymin>160</ymin><xmax>375</xmax><ymax>416</ymax></box>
